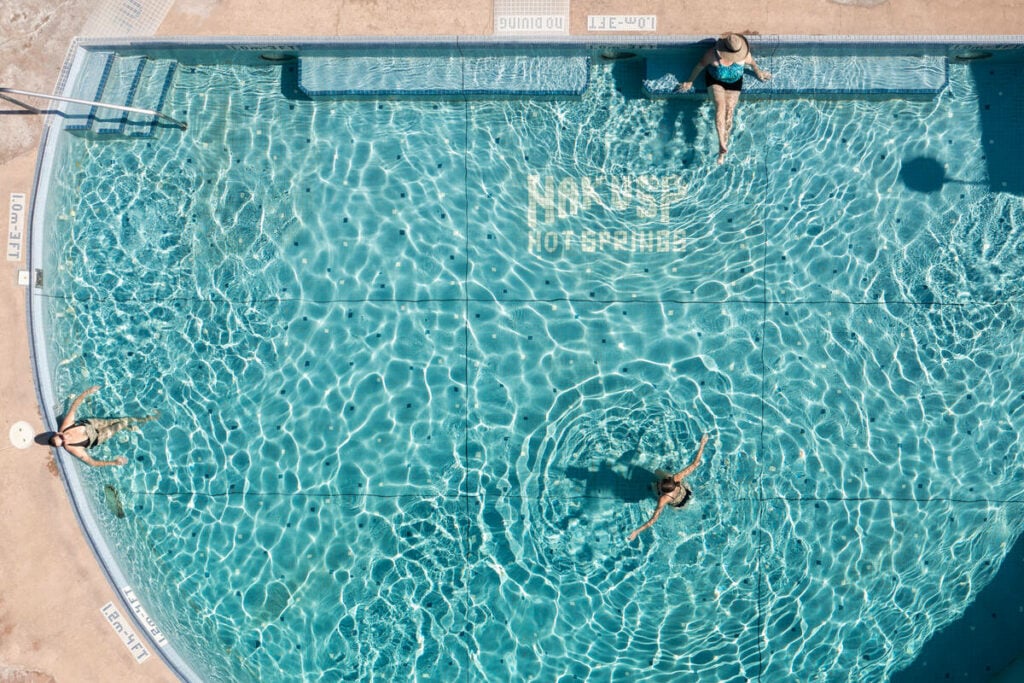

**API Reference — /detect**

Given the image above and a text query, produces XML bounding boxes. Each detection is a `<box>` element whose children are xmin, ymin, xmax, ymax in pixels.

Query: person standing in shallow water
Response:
<box><xmin>47</xmin><ymin>385</ymin><xmax>158</xmax><ymax>467</ymax></box>
<box><xmin>627</xmin><ymin>434</ymin><xmax>709</xmax><ymax>541</ymax></box>
<box><xmin>675</xmin><ymin>33</ymin><xmax>772</xmax><ymax>164</ymax></box>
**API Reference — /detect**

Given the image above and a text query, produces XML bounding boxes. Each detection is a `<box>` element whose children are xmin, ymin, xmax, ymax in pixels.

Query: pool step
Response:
<box><xmin>91</xmin><ymin>55</ymin><xmax>146</xmax><ymax>134</ymax></box>
<box><xmin>298</xmin><ymin>53</ymin><xmax>590</xmax><ymax>97</ymax></box>
<box><xmin>65</xmin><ymin>52</ymin><xmax>178</xmax><ymax>137</ymax></box>
<box><xmin>64</xmin><ymin>51</ymin><xmax>114</xmax><ymax>131</ymax></box>
<box><xmin>124</xmin><ymin>59</ymin><xmax>178</xmax><ymax>136</ymax></box>
<box><xmin>643</xmin><ymin>49</ymin><xmax>949</xmax><ymax>98</ymax></box>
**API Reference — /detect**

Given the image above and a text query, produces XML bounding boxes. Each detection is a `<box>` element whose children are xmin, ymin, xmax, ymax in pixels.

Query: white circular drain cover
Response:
<box><xmin>9</xmin><ymin>421</ymin><xmax>34</xmax><ymax>449</ymax></box>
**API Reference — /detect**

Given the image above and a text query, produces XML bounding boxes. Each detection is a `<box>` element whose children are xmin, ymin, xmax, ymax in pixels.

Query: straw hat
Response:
<box><xmin>715</xmin><ymin>33</ymin><xmax>750</xmax><ymax>62</ymax></box>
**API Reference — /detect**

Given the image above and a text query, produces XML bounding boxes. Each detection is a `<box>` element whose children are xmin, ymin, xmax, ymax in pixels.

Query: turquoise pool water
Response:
<box><xmin>38</xmin><ymin>45</ymin><xmax>1024</xmax><ymax>681</ymax></box>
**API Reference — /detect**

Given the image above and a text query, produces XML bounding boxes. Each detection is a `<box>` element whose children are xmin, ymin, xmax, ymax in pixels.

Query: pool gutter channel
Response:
<box><xmin>25</xmin><ymin>35</ymin><xmax>1024</xmax><ymax>683</ymax></box>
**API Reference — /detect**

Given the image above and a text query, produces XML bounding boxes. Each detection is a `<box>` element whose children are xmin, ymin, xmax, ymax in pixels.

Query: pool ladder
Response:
<box><xmin>0</xmin><ymin>87</ymin><xmax>187</xmax><ymax>131</ymax></box>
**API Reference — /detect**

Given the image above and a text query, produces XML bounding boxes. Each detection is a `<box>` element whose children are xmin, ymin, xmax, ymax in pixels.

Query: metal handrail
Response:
<box><xmin>0</xmin><ymin>86</ymin><xmax>187</xmax><ymax>131</ymax></box>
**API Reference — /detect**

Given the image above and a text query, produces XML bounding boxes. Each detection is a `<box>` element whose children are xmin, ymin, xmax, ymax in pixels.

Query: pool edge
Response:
<box><xmin>25</xmin><ymin>43</ymin><xmax>203</xmax><ymax>683</ymax></box>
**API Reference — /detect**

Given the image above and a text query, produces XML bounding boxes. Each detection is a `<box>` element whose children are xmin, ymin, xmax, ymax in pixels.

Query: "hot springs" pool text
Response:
<box><xmin>526</xmin><ymin>174</ymin><xmax>688</xmax><ymax>254</ymax></box>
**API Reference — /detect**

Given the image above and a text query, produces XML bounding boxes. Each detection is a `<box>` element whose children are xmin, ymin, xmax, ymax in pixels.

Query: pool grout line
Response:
<box><xmin>755</xmin><ymin>128</ymin><xmax>770</xmax><ymax>683</ymax></box>
<box><xmin>127</xmin><ymin>490</ymin><xmax>1024</xmax><ymax>504</ymax></box>
<box><xmin>31</xmin><ymin>291</ymin><xmax>1024</xmax><ymax>308</ymax></box>
<box><xmin>755</xmin><ymin>52</ymin><xmax>786</xmax><ymax>677</ymax></box>
<box><xmin>457</xmin><ymin>35</ymin><xmax>474</xmax><ymax>682</ymax></box>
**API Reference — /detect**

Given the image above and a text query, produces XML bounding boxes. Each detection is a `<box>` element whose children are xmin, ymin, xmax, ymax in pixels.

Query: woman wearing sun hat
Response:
<box><xmin>676</xmin><ymin>33</ymin><xmax>772</xmax><ymax>163</ymax></box>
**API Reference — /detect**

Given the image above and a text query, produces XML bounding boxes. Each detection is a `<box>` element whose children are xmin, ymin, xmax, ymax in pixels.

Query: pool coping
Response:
<box><xmin>67</xmin><ymin>32</ymin><xmax>1024</xmax><ymax>49</ymax></box>
<box><xmin>73</xmin><ymin>32</ymin><xmax>1024</xmax><ymax>40</ymax></box>
<box><xmin>25</xmin><ymin>34</ymin><xmax>1024</xmax><ymax>683</ymax></box>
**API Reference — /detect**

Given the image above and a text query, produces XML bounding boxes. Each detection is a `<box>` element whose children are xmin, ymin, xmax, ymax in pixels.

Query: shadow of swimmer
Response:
<box><xmin>526</xmin><ymin>174</ymin><xmax>689</xmax><ymax>255</ymax></box>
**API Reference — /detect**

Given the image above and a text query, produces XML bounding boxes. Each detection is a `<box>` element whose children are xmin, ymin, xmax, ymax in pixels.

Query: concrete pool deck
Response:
<box><xmin>1</xmin><ymin>1</ymin><xmax>1022</xmax><ymax>680</ymax></box>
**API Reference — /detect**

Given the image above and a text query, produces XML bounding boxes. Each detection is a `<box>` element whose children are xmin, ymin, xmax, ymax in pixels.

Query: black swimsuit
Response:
<box><xmin>66</xmin><ymin>419</ymin><xmax>99</xmax><ymax>448</ymax></box>
<box><xmin>705</xmin><ymin>69</ymin><xmax>743</xmax><ymax>92</ymax></box>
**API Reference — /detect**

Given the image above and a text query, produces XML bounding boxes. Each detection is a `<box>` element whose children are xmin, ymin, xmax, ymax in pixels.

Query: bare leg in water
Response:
<box><xmin>711</xmin><ymin>85</ymin><xmax>742</xmax><ymax>164</ymax></box>
<box><xmin>90</xmin><ymin>412</ymin><xmax>160</xmax><ymax>446</ymax></box>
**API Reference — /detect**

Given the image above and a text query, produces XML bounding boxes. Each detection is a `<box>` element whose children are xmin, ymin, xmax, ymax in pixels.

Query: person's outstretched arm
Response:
<box><xmin>628</xmin><ymin>497</ymin><xmax>669</xmax><ymax>542</ymax></box>
<box><xmin>58</xmin><ymin>385</ymin><xmax>100</xmax><ymax>431</ymax></box>
<box><xmin>675</xmin><ymin>433</ymin><xmax>709</xmax><ymax>482</ymax></box>
<box><xmin>747</xmin><ymin>55</ymin><xmax>771</xmax><ymax>82</ymax></box>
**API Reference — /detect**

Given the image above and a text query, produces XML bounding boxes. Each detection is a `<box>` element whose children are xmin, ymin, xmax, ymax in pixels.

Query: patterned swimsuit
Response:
<box><xmin>706</xmin><ymin>61</ymin><xmax>746</xmax><ymax>91</ymax></box>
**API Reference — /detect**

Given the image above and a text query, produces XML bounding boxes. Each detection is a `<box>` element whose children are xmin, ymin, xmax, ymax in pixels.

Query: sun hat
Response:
<box><xmin>715</xmin><ymin>33</ymin><xmax>750</xmax><ymax>62</ymax></box>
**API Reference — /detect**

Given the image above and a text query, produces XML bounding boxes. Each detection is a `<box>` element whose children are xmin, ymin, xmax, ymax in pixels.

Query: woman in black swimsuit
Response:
<box><xmin>627</xmin><ymin>433</ymin><xmax>709</xmax><ymax>541</ymax></box>
<box><xmin>48</xmin><ymin>385</ymin><xmax>157</xmax><ymax>467</ymax></box>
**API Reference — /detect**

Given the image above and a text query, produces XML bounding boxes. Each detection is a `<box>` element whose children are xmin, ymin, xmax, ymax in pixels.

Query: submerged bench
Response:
<box><xmin>298</xmin><ymin>54</ymin><xmax>590</xmax><ymax>97</ymax></box>
<box><xmin>643</xmin><ymin>51</ymin><xmax>948</xmax><ymax>97</ymax></box>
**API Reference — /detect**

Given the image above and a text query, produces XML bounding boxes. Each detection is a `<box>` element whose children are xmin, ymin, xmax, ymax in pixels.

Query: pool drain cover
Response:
<box><xmin>9</xmin><ymin>420</ymin><xmax>33</xmax><ymax>449</ymax></box>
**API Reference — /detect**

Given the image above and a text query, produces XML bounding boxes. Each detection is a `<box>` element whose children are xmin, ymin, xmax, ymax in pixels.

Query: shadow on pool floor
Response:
<box><xmin>892</xmin><ymin>526</ymin><xmax>1024</xmax><ymax>682</ymax></box>
<box><xmin>972</xmin><ymin>57</ymin><xmax>1024</xmax><ymax>197</ymax></box>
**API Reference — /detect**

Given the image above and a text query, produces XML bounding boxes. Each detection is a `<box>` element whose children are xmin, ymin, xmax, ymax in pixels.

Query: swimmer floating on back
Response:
<box><xmin>627</xmin><ymin>433</ymin><xmax>709</xmax><ymax>542</ymax></box>
<box><xmin>48</xmin><ymin>385</ymin><xmax>158</xmax><ymax>467</ymax></box>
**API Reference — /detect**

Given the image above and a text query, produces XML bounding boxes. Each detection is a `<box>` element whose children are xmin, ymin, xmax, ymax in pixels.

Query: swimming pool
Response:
<box><xmin>29</xmin><ymin>38</ymin><xmax>1024</xmax><ymax>681</ymax></box>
